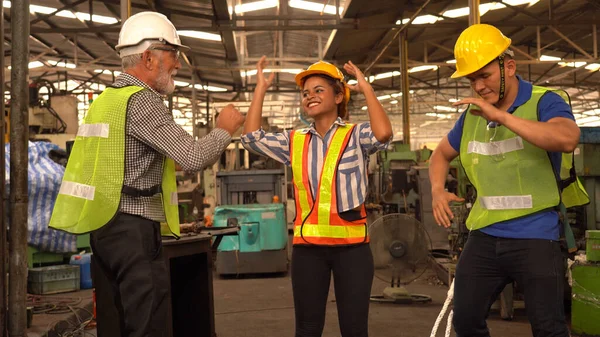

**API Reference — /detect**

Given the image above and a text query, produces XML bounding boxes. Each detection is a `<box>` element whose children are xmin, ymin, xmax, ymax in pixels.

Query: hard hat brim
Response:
<box><xmin>295</xmin><ymin>69</ymin><xmax>341</xmax><ymax>87</ymax></box>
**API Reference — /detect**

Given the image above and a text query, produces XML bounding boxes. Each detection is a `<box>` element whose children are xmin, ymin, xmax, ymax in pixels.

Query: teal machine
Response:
<box><xmin>213</xmin><ymin>169</ymin><xmax>288</xmax><ymax>275</ymax></box>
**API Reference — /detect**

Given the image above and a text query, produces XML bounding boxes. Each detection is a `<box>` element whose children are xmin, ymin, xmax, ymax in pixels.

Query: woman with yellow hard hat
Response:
<box><xmin>429</xmin><ymin>24</ymin><xmax>585</xmax><ymax>337</ymax></box>
<box><xmin>242</xmin><ymin>56</ymin><xmax>392</xmax><ymax>336</ymax></box>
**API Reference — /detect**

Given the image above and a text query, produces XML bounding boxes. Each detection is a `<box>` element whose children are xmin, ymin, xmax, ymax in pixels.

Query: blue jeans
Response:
<box><xmin>453</xmin><ymin>230</ymin><xmax>568</xmax><ymax>337</ymax></box>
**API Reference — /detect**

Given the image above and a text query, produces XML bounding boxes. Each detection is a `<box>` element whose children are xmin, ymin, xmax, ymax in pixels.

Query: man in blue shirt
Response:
<box><xmin>429</xmin><ymin>24</ymin><xmax>581</xmax><ymax>337</ymax></box>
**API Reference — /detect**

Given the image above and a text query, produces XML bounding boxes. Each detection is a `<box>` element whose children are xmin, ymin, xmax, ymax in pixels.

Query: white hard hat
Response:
<box><xmin>116</xmin><ymin>11</ymin><xmax>190</xmax><ymax>58</ymax></box>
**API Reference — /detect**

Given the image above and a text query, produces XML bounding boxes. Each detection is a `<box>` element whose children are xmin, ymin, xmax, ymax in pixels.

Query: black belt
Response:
<box><xmin>122</xmin><ymin>184</ymin><xmax>162</xmax><ymax>197</ymax></box>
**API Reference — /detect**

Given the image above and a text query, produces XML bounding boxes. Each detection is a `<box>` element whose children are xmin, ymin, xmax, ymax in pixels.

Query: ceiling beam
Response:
<box><xmin>30</xmin><ymin>0</ymin><xmax>88</xmax><ymax>25</ymax></box>
<box><xmin>212</xmin><ymin>0</ymin><xmax>242</xmax><ymax>87</ymax></box>
<box><xmin>99</xmin><ymin>0</ymin><xmax>215</xmax><ymax>21</ymax></box>
<box><xmin>27</xmin><ymin>19</ymin><xmax>600</xmax><ymax>34</ymax></box>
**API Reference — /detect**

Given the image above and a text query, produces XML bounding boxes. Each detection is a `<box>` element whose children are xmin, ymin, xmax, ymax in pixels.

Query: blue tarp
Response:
<box><xmin>4</xmin><ymin>141</ymin><xmax>76</xmax><ymax>253</ymax></box>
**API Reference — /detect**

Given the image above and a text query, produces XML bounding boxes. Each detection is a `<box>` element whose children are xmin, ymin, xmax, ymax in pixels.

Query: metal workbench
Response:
<box><xmin>93</xmin><ymin>233</ymin><xmax>217</xmax><ymax>337</ymax></box>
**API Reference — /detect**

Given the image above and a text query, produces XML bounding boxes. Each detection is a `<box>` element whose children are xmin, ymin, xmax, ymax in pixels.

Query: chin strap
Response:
<box><xmin>498</xmin><ymin>54</ymin><xmax>506</xmax><ymax>101</ymax></box>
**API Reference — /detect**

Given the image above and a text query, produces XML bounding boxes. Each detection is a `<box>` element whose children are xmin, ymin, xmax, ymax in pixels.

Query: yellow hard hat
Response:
<box><xmin>295</xmin><ymin>61</ymin><xmax>350</xmax><ymax>102</ymax></box>
<box><xmin>451</xmin><ymin>24</ymin><xmax>511</xmax><ymax>78</ymax></box>
<box><xmin>295</xmin><ymin>60</ymin><xmax>351</xmax><ymax>119</ymax></box>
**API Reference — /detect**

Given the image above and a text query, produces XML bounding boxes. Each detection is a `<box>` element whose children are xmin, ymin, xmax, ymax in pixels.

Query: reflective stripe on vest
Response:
<box><xmin>459</xmin><ymin>85</ymin><xmax>589</xmax><ymax>230</ymax></box>
<box><xmin>290</xmin><ymin>124</ymin><xmax>368</xmax><ymax>245</ymax></box>
<box><xmin>48</xmin><ymin>86</ymin><xmax>181</xmax><ymax>237</ymax></box>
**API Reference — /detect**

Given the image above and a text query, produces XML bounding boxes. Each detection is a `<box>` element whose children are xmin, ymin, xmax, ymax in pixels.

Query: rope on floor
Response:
<box><xmin>430</xmin><ymin>279</ymin><xmax>454</xmax><ymax>337</ymax></box>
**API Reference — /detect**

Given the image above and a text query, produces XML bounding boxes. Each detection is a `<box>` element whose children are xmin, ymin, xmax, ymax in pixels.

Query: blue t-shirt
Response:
<box><xmin>447</xmin><ymin>76</ymin><xmax>575</xmax><ymax>240</ymax></box>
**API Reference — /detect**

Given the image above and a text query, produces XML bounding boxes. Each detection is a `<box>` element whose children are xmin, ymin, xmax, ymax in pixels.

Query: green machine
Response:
<box><xmin>571</xmin><ymin>230</ymin><xmax>600</xmax><ymax>336</ymax></box>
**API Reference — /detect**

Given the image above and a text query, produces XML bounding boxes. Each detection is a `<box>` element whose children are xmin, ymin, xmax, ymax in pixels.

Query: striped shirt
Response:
<box><xmin>241</xmin><ymin>118</ymin><xmax>390</xmax><ymax>212</ymax></box>
<box><xmin>113</xmin><ymin>73</ymin><xmax>231</xmax><ymax>222</ymax></box>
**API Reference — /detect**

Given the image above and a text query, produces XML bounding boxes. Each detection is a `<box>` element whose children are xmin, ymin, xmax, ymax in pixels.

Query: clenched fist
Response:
<box><xmin>216</xmin><ymin>104</ymin><xmax>245</xmax><ymax>136</ymax></box>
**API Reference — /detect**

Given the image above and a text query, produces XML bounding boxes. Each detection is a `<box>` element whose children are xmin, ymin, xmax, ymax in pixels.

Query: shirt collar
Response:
<box><xmin>307</xmin><ymin>117</ymin><xmax>346</xmax><ymax>135</ymax></box>
<box><xmin>113</xmin><ymin>73</ymin><xmax>163</xmax><ymax>98</ymax></box>
<box><xmin>507</xmin><ymin>75</ymin><xmax>532</xmax><ymax>113</ymax></box>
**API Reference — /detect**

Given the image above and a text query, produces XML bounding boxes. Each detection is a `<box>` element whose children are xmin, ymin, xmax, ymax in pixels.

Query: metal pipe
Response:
<box><xmin>121</xmin><ymin>0</ymin><xmax>131</xmax><ymax>21</ymax></box>
<box><xmin>0</xmin><ymin>3</ymin><xmax>6</xmax><ymax>336</ymax></box>
<box><xmin>400</xmin><ymin>32</ymin><xmax>410</xmax><ymax>146</ymax></box>
<box><xmin>548</xmin><ymin>26</ymin><xmax>593</xmax><ymax>59</ymax></box>
<box><xmin>26</xmin><ymin>19</ymin><xmax>600</xmax><ymax>34</ymax></box>
<box><xmin>593</xmin><ymin>24</ymin><xmax>598</xmax><ymax>59</ymax></box>
<box><xmin>364</xmin><ymin>0</ymin><xmax>432</xmax><ymax>74</ymax></box>
<box><xmin>468</xmin><ymin>0</ymin><xmax>480</xmax><ymax>26</ymax></box>
<box><xmin>537</xmin><ymin>26</ymin><xmax>541</xmax><ymax>58</ymax></box>
<box><xmin>9</xmin><ymin>0</ymin><xmax>30</xmax><ymax>335</ymax></box>
<box><xmin>192</xmin><ymin>73</ymin><xmax>197</xmax><ymax>139</ymax></box>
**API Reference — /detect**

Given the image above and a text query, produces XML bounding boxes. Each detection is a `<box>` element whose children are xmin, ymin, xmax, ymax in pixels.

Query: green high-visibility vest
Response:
<box><xmin>460</xmin><ymin>85</ymin><xmax>589</xmax><ymax>230</ymax></box>
<box><xmin>49</xmin><ymin>86</ymin><xmax>181</xmax><ymax>237</ymax></box>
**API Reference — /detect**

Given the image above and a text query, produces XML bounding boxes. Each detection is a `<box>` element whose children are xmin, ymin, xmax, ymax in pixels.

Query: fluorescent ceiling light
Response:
<box><xmin>576</xmin><ymin>116</ymin><xmax>600</xmax><ymax>124</ymax></box>
<box><xmin>398</xmin><ymin>1</ymin><xmax>536</xmax><ymax>26</ymax></box>
<box><xmin>347</xmin><ymin>79</ymin><xmax>358</xmax><ymax>85</ymax></box>
<box><xmin>426</xmin><ymin>113</ymin><xmax>438</xmax><ymax>117</ymax></box>
<box><xmin>94</xmin><ymin>69</ymin><xmax>121</xmax><ymax>76</ymax></box>
<box><xmin>228</xmin><ymin>0</ymin><xmax>278</xmax><ymax>14</ymax></box>
<box><xmin>409</xmin><ymin>65</ymin><xmax>438</xmax><ymax>73</ymax></box>
<box><xmin>377</xmin><ymin>94</ymin><xmax>391</xmax><ymax>101</ymax></box>
<box><xmin>583</xmin><ymin>109</ymin><xmax>600</xmax><ymax>116</ymax></box>
<box><xmin>240</xmin><ymin>68</ymin><xmax>303</xmax><ymax>77</ymax></box>
<box><xmin>73</xmin><ymin>12</ymin><xmax>119</xmax><ymax>24</ymax></box>
<box><xmin>434</xmin><ymin>105</ymin><xmax>456</xmax><ymax>112</ymax></box>
<box><xmin>539</xmin><ymin>55</ymin><xmax>562</xmax><ymax>61</ymax></box>
<box><xmin>558</xmin><ymin>61</ymin><xmax>587</xmax><ymax>68</ymax></box>
<box><xmin>503</xmin><ymin>0</ymin><xmax>540</xmax><ymax>6</ymax></box>
<box><xmin>289</xmin><ymin>0</ymin><xmax>343</xmax><ymax>15</ymax></box>
<box><xmin>361</xmin><ymin>106</ymin><xmax>368</xmax><ymax>110</ymax></box>
<box><xmin>47</xmin><ymin>60</ymin><xmax>77</xmax><ymax>69</ymax></box>
<box><xmin>174</xmin><ymin>81</ymin><xmax>190</xmax><ymax>87</ymax></box>
<box><xmin>390</xmin><ymin>100</ymin><xmax>398</xmax><ymax>104</ymax></box>
<box><xmin>9</xmin><ymin>61</ymin><xmax>44</xmax><ymax>69</ymax></box>
<box><xmin>442</xmin><ymin>7</ymin><xmax>470</xmax><ymax>18</ymax></box>
<box><xmin>374</xmin><ymin>71</ymin><xmax>400</xmax><ymax>80</ymax></box>
<box><xmin>193</xmin><ymin>84</ymin><xmax>228</xmax><ymax>92</ymax></box>
<box><xmin>3</xmin><ymin>1</ymin><xmax>118</xmax><ymax>24</ymax></box>
<box><xmin>391</xmin><ymin>92</ymin><xmax>403</xmax><ymax>98</ymax></box>
<box><xmin>178</xmin><ymin>30</ymin><xmax>222</xmax><ymax>42</ymax></box>
<box><xmin>398</xmin><ymin>15</ymin><xmax>442</xmax><ymax>25</ymax></box>
<box><xmin>449</xmin><ymin>98</ymin><xmax>459</xmax><ymax>103</ymax></box>
<box><xmin>580</xmin><ymin>120</ymin><xmax>600</xmax><ymax>126</ymax></box>
<box><xmin>446</xmin><ymin>59</ymin><xmax>457</xmax><ymax>64</ymax></box>
<box><xmin>585</xmin><ymin>63</ymin><xmax>600</xmax><ymax>71</ymax></box>
<box><xmin>29</xmin><ymin>61</ymin><xmax>44</xmax><ymax>69</ymax></box>
<box><xmin>443</xmin><ymin>2</ymin><xmax>506</xmax><ymax>18</ymax></box>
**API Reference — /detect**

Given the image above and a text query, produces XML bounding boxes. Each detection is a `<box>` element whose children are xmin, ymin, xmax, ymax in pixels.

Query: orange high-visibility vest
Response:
<box><xmin>290</xmin><ymin>124</ymin><xmax>368</xmax><ymax>246</ymax></box>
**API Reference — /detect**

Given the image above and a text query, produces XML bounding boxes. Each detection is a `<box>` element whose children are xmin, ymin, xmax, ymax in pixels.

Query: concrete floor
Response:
<box><xmin>26</xmin><ymin>261</ymin><xmax>566</xmax><ymax>337</ymax></box>
<box><xmin>212</xmin><ymin>268</ymin><xmax>539</xmax><ymax>337</ymax></box>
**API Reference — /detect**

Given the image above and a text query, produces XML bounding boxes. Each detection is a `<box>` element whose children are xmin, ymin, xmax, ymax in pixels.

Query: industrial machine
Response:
<box><xmin>369</xmin><ymin>213</ymin><xmax>432</xmax><ymax>304</ymax></box>
<box><xmin>212</xmin><ymin>169</ymin><xmax>289</xmax><ymax>275</ymax></box>
<box><xmin>571</xmin><ymin>230</ymin><xmax>600</xmax><ymax>336</ymax></box>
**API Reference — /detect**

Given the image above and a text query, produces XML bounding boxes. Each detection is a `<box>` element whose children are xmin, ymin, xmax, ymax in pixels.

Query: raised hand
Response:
<box><xmin>256</xmin><ymin>55</ymin><xmax>275</xmax><ymax>90</ymax></box>
<box><xmin>343</xmin><ymin>60</ymin><xmax>370</xmax><ymax>94</ymax></box>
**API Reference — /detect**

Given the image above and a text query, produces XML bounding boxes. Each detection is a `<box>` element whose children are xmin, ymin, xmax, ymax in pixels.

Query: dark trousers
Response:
<box><xmin>91</xmin><ymin>212</ymin><xmax>169</xmax><ymax>337</ymax></box>
<box><xmin>291</xmin><ymin>244</ymin><xmax>374</xmax><ymax>337</ymax></box>
<box><xmin>453</xmin><ymin>230</ymin><xmax>568</xmax><ymax>337</ymax></box>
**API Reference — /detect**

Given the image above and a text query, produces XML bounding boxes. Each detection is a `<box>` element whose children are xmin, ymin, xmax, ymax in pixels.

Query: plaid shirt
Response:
<box><xmin>112</xmin><ymin>73</ymin><xmax>231</xmax><ymax>222</ymax></box>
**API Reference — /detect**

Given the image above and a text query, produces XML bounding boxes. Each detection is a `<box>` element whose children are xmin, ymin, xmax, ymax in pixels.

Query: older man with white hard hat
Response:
<box><xmin>49</xmin><ymin>11</ymin><xmax>244</xmax><ymax>337</ymax></box>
